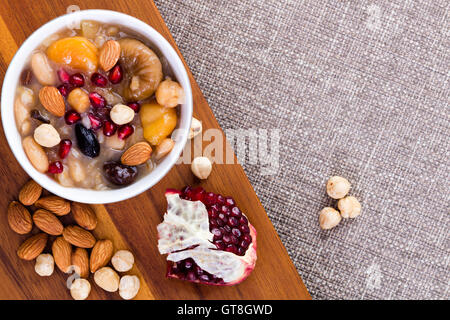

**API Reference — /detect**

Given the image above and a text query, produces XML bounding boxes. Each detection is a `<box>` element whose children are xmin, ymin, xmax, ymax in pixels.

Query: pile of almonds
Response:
<box><xmin>319</xmin><ymin>176</ymin><xmax>362</xmax><ymax>230</ymax></box>
<box><xmin>8</xmin><ymin>179</ymin><xmax>140</xmax><ymax>300</ymax></box>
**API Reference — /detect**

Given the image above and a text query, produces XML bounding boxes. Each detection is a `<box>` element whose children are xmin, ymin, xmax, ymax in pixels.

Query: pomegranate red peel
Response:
<box><xmin>157</xmin><ymin>188</ymin><xmax>257</xmax><ymax>286</ymax></box>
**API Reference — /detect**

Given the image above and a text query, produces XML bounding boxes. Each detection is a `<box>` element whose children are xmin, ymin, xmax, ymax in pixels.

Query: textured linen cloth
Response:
<box><xmin>154</xmin><ymin>0</ymin><xmax>450</xmax><ymax>299</ymax></box>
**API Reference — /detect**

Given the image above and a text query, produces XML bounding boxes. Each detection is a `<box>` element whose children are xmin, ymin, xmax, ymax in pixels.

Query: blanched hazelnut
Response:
<box><xmin>155</xmin><ymin>79</ymin><xmax>185</xmax><ymax>108</ymax></box>
<box><xmin>68</xmin><ymin>88</ymin><xmax>90</xmax><ymax>113</ymax></box>
<box><xmin>319</xmin><ymin>207</ymin><xmax>342</xmax><ymax>230</ymax></box>
<box><xmin>326</xmin><ymin>176</ymin><xmax>351</xmax><ymax>199</ymax></box>
<box><xmin>111</xmin><ymin>250</ymin><xmax>135</xmax><ymax>272</ymax></box>
<box><xmin>34</xmin><ymin>124</ymin><xmax>61</xmax><ymax>148</ymax></box>
<box><xmin>154</xmin><ymin>138</ymin><xmax>175</xmax><ymax>160</ymax></box>
<box><xmin>189</xmin><ymin>117</ymin><xmax>202</xmax><ymax>139</ymax></box>
<box><xmin>338</xmin><ymin>196</ymin><xmax>361</xmax><ymax>218</ymax></box>
<box><xmin>70</xmin><ymin>278</ymin><xmax>91</xmax><ymax>300</ymax></box>
<box><xmin>94</xmin><ymin>267</ymin><xmax>119</xmax><ymax>292</ymax></box>
<box><xmin>110</xmin><ymin>104</ymin><xmax>135</xmax><ymax>125</ymax></box>
<box><xmin>191</xmin><ymin>156</ymin><xmax>212</xmax><ymax>180</ymax></box>
<box><xmin>34</xmin><ymin>253</ymin><xmax>54</xmax><ymax>276</ymax></box>
<box><xmin>119</xmin><ymin>275</ymin><xmax>140</xmax><ymax>300</ymax></box>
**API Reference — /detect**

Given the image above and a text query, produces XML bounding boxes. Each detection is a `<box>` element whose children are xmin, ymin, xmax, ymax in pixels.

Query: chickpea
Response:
<box><xmin>338</xmin><ymin>196</ymin><xmax>361</xmax><ymax>218</ymax></box>
<box><xmin>319</xmin><ymin>207</ymin><xmax>342</xmax><ymax>230</ymax></box>
<box><xmin>191</xmin><ymin>156</ymin><xmax>212</xmax><ymax>180</ymax></box>
<box><xmin>326</xmin><ymin>176</ymin><xmax>351</xmax><ymax>199</ymax></box>
<box><xmin>155</xmin><ymin>79</ymin><xmax>185</xmax><ymax>108</ymax></box>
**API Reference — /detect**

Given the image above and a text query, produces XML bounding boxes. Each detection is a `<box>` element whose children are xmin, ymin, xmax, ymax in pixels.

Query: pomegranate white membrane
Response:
<box><xmin>157</xmin><ymin>187</ymin><xmax>257</xmax><ymax>285</ymax></box>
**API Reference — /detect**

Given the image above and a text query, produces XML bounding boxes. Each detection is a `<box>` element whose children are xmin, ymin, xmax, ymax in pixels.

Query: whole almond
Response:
<box><xmin>52</xmin><ymin>236</ymin><xmax>72</xmax><ymax>273</ymax></box>
<box><xmin>99</xmin><ymin>40</ymin><xmax>120</xmax><ymax>71</ymax></box>
<box><xmin>18</xmin><ymin>180</ymin><xmax>42</xmax><ymax>206</ymax></box>
<box><xmin>17</xmin><ymin>233</ymin><xmax>47</xmax><ymax>260</ymax></box>
<box><xmin>71</xmin><ymin>202</ymin><xmax>98</xmax><ymax>230</ymax></box>
<box><xmin>121</xmin><ymin>142</ymin><xmax>152</xmax><ymax>166</ymax></box>
<box><xmin>72</xmin><ymin>248</ymin><xmax>89</xmax><ymax>278</ymax></box>
<box><xmin>63</xmin><ymin>225</ymin><xmax>96</xmax><ymax>248</ymax></box>
<box><xmin>90</xmin><ymin>239</ymin><xmax>114</xmax><ymax>273</ymax></box>
<box><xmin>23</xmin><ymin>136</ymin><xmax>49</xmax><ymax>173</ymax></box>
<box><xmin>7</xmin><ymin>201</ymin><xmax>33</xmax><ymax>235</ymax></box>
<box><xmin>35</xmin><ymin>196</ymin><xmax>71</xmax><ymax>216</ymax></box>
<box><xmin>33</xmin><ymin>209</ymin><xmax>63</xmax><ymax>235</ymax></box>
<box><xmin>39</xmin><ymin>86</ymin><xmax>65</xmax><ymax>117</ymax></box>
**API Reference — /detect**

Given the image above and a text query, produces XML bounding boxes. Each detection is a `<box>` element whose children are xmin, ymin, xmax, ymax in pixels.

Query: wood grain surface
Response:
<box><xmin>0</xmin><ymin>0</ymin><xmax>310</xmax><ymax>300</ymax></box>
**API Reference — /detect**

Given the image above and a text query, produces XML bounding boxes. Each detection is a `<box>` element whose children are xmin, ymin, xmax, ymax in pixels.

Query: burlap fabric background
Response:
<box><xmin>154</xmin><ymin>0</ymin><xmax>449</xmax><ymax>299</ymax></box>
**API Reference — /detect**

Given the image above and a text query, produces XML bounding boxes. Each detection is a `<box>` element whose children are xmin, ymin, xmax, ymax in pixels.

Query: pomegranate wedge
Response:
<box><xmin>157</xmin><ymin>187</ymin><xmax>257</xmax><ymax>286</ymax></box>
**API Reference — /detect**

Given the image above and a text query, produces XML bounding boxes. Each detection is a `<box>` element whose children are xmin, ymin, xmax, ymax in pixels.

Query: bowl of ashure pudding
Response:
<box><xmin>1</xmin><ymin>10</ymin><xmax>193</xmax><ymax>204</ymax></box>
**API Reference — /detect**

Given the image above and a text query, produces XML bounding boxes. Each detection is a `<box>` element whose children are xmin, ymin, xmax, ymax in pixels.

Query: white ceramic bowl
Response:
<box><xmin>1</xmin><ymin>10</ymin><xmax>192</xmax><ymax>204</ymax></box>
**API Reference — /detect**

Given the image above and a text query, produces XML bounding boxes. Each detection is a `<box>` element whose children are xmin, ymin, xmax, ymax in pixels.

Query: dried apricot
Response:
<box><xmin>47</xmin><ymin>37</ymin><xmax>98</xmax><ymax>72</ymax></box>
<box><xmin>140</xmin><ymin>102</ymin><xmax>177</xmax><ymax>146</ymax></box>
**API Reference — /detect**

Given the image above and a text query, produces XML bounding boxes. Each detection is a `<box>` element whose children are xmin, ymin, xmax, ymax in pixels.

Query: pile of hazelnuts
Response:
<box><xmin>319</xmin><ymin>176</ymin><xmax>362</xmax><ymax>230</ymax></box>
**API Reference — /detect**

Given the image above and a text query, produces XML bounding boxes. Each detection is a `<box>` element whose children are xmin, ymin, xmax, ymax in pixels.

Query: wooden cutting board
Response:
<box><xmin>0</xmin><ymin>0</ymin><xmax>310</xmax><ymax>300</ymax></box>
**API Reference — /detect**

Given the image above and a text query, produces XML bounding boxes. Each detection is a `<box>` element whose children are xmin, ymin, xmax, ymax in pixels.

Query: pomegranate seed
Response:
<box><xmin>64</xmin><ymin>110</ymin><xmax>81</xmax><ymax>125</ymax></box>
<box><xmin>88</xmin><ymin>113</ymin><xmax>102</xmax><ymax>130</ymax></box>
<box><xmin>57</xmin><ymin>84</ymin><xmax>72</xmax><ymax>97</ymax></box>
<box><xmin>242</xmin><ymin>234</ymin><xmax>252</xmax><ymax>243</ymax></box>
<box><xmin>91</xmin><ymin>73</ymin><xmax>108</xmax><ymax>87</ymax></box>
<box><xmin>58</xmin><ymin>139</ymin><xmax>72</xmax><ymax>159</ymax></box>
<box><xmin>223</xmin><ymin>234</ymin><xmax>232</xmax><ymax>244</ymax></box>
<box><xmin>57</xmin><ymin>68</ymin><xmax>70</xmax><ymax>83</ymax></box>
<box><xmin>223</xmin><ymin>225</ymin><xmax>231</xmax><ymax>233</ymax></box>
<box><xmin>239</xmin><ymin>224</ymin><xmax>250</xmax><ymax>234</ymax></box>
<box><xmin>103</xmin><ymin>120</ymin><xmax>117</xmax><ymax>136</ymax></box>
<box><xmin>240</xmin><ymin>240</ymin><xmax>250</xmax><ymax>249</ymax></box>
<box><xmin>225</xmin><ymin>244</ymin><xmax>237</xmax><ymax>254</ymax></box>
<box><xmin>195</xmin><ymin>265</ymin><xmax>203</xmax><ymax>275</ymax></box>
<box><xmin>228</xmin><ymin>217</ymin><xmax>239</xmax><ymax>227</ymax></box>
<box><xmin>218</xmin><ymin>213</ymin><xmax>228</xmax><ymax>224</ymax></box>
<box><xmin>127</xmin><ymin>102</ymin><xmax>141</xmax><ymax>113</ymax></box>
<box><xmin>109</xmin><ymin>64</ymin><xmax>123</xmax><ymax>84</ymax></box>
<box><xmin>191</xmin><ymin>187</ymin><xmax>205</xmax><ymax>201</ymax></box>
<box><xmin>117</xmin><ymin>124</ymin><xmax>134</xmax><ymax>139</ymax></box>
<box><xmin>239</xmin><ymin>216</ymin><xmax>248</xmax><ymax>225</ymax></box>
<box><xmin>89</xmin><ymin>92</ymin><xmax>106</xmax><ymax>108</ymax></box>
<box><xmin>181</xmin><ymin>186</ymin><xmax>192</xmax><ymax>198</ymax></box>
<box><xmin>220</xmin><ymin>205</ymin><xmax>229</xmax><ymax>214</ymax></box>
<box><xmin>184</xmin><ymin>259</ymin><xmax>193</xmax><ymax>270</ymax></box>
<box><xmin>231</xmin><ymin>228</ymin><xmax>241</xmax><ymax>238</ymax></box>
<box><xmin>215</xmin><ymin>240</ymin><xmax>225</xmax><ymax>250</ymax></box>
<box><xmin>211</xmin><ymin>228</ymin><xmax>222</xmax><ymax>238</ymax></box>
<box><xmin>69</xmin><ymin>73</ymin><xmax>85</xmax><ymax>87</ymax></box>
<box><xmin>230</xmin><ymin>235</ymin><xmax>238</xmax><ymax>245</ymax></box>
<box><xmin>216</xmin><ymin>195</ymin><xmax>225</xmax><ymax>205</ymax></box>
<box><xmin>48</xmin><ymin>161</ymin><xmax>63</xmax><ymax>174</ymax></box>
<box><xmin>225</xmin><ymin>197</ymin><xmax>235</xmax><ymax>207</ymax></box>
<box><xmin>208</xmin><ymin>207</ymin><xmax>218</xmax><ymax>218</ymax></box>
<box><xmin>230</xmin><ymin>206</ymin><xmax>242</xmax><ymax>217</ymax></box>
<box><xmin>204</xmin><ymin>192</ymin><xmax>216</xmax><ymax>205</ymax></box>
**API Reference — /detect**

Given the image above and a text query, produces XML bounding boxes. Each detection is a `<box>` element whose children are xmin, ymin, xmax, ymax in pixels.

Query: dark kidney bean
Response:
<box><xmin>75</xmin><ymin>123</ymin><xmax>100</xmax><ymax>158</ymax></box>
<box><xmin>103</xmin><ymin>162</ymin><xmax>138</xmax><ymax>186</ymax></box>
